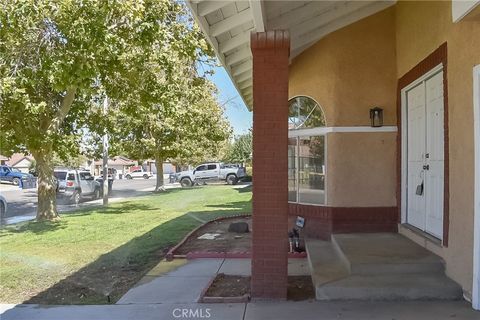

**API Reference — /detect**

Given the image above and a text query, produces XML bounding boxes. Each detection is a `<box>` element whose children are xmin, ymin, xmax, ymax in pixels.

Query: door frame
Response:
<box><xmin>400</xmin><ymin>64</ymin><xmax>444</xmax><ymax>235</ymax></box>
<box><xmin>473</xmin><ymin>64</ymin><xmax>480</xmax><ymax>310</ymax></box>
<box><xmin>397</xmin><ymin>43</ymin><xmax>449</xmax><ymax>246</ymax></box>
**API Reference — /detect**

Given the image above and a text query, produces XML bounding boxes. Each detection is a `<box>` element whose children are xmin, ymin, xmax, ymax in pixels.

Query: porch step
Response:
<box><xmin>305</xmin><ymin>239</ymin><xmax>349</xmax><ymax>288</ymax></box>
<box><xmin>305</xmin><ymin>233</ymin><xmax>463</xmax><ymax>301</ymax></box>
<box><xmin>332</xmin><ymin>233</ymin><xmax>445</xmax><ymax>275</ymax></box>
<box><xmin>316</xmin><ymin>273</ymin><xmax>463</xmax><ymax>301</ymax></box>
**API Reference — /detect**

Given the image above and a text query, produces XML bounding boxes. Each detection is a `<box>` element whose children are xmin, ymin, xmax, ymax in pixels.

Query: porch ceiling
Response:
<box><xmin>187</xmin><ymin>0</ymin><xmax>396</xmax><ymax>110</ymax></box>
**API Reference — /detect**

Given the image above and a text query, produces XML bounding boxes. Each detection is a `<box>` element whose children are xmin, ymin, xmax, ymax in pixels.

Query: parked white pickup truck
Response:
<box><xmin>176</xmin><ymin>163</ymin><xmax>246</xmax><ymax>187</ymax></box>
<box><xmin>125</xmin><ymin>168</ymin><xmax>153</xmax><ymax>180</ymax></box>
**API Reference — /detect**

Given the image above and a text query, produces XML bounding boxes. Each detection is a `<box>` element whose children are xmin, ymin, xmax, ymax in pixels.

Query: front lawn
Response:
<box><xmin>0</xmin><ymin>185</ymin><xmax>252</xmax><ymax>304</ymax></box>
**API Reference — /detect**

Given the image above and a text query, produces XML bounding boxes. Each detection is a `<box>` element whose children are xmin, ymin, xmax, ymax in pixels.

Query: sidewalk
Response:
<box><xmin>1</xmin><ymin>258</ymin><xmax>478</xmax><ymax>320</ymax></box>
<box><xmin>1</xmin><ymin>298</ymin><xmax>478</xmax><ymax>320</ymax></box>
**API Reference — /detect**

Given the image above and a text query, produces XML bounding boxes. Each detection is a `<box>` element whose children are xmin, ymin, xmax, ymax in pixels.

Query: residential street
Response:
<box><xmin>0</xmin><ymin>178</ymin><xmax>170</xmax><ymax>224</ymax></box>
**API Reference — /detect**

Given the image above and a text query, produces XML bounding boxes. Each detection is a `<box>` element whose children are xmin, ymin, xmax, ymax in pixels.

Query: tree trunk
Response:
<box><xmin>34</xmin><ymin>150</ymin><xmax>59</xmax><ymax>220</ymax></box>
<box><xmin>155</xmin><ymin>151</ymin><xmax>164</xmax><ymax>192</ymax></box>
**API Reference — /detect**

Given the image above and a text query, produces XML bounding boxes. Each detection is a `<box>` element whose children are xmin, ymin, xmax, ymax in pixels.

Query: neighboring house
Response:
<box><xmin>144</xmin><ymin>160</ymin><xmax>176</xmax><ymax>175</ymax></box>
<box><xmin>94</xmin><ymin>156</ymin><xmax>137</xmax><ymax>179</ymax></box>
<box><xmin>5</xmin><ymin>153</ymin><xmax>34</xmax><ymax>173</ymax></box>
<box><xmin>188</xmin><ymin>0</ymin><xmax>480</xmax><ymax>309</ymax></box>
<box><xmin>0</xmin><ymin>155</ymin><xmax>8</xmax><ymax>165</ymax></box>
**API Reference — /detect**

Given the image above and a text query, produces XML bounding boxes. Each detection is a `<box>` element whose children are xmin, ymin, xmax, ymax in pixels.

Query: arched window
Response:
<box><xmin>288</xmin><ymin>96</ymin><xmax>326</xmax><ymax>130</ymax></box>
<box><xmin>288</xmin><ymin>96</ymin><xmax>326</xmax><ymax>205</ymax></box>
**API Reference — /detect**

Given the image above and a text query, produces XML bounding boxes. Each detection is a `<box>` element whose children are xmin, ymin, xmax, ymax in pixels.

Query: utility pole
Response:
<box><xmin>102</xmin><ymin>95</ymin><xmax>109</xmax><ymax>206</ymax></box>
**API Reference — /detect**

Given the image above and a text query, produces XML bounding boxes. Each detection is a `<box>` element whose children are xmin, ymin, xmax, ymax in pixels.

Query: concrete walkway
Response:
<box><xmin>1</xmin><ymin>300</ymin><xmax>478</xmax><ymax>320</ymax></box>
<box><xmin>1</xmin><ymin>258</ymin><xmax>479</xmax><ymax>320</ymax></box>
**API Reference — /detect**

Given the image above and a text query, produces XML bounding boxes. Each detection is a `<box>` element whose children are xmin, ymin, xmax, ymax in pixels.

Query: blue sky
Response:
<box><xmin>207</xmin><ymin>65</ymin><xmax>252</xmax><ymax>136</ymax></box>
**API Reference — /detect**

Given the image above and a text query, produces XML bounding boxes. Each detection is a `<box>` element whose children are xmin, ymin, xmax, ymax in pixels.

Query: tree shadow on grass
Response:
<box><xmin>60</xmin><ymin>203</ymin><xmax>160</xmax><ymax>218</ymax></box>
<box><xmin>205</xmin><ymin>201</ymin><xmax>252</xmax><ymax>210</ymax></box>
<box><xmin>0</xmin><ymin>220</ymin><xmax>67</xmax><ymax>236</ymax></box>
<box><xmin>234</xmin><ymin>184</ymin><xmax>252</xmax><ymax>193</ymax></box>
<box><xmin>8</xmin><ymin>198</ymin><xmax>252</xmax><ymax>305</ymax></box>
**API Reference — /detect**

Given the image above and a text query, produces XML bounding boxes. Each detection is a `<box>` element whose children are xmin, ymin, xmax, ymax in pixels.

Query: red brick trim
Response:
<box><xmin>396</xmin><ymin>42</ymin><xmax>449</xmax><ymax>246</ymax></box>
<box><xmin>186</xmin><ymin>251</ymin><xmax>307</xmax><ymax>260</ymax></box>
<box><xmin>288</xmin><ymin>203</ymin><xmax>398</xmax><ymax>239</ymax></box>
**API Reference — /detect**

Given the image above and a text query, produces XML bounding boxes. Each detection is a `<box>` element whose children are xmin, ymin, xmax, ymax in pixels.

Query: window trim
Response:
<box><xmin>288</xmin><ymin>135</ymin><xmax>328</xmax><ymax>207</ymax></box>
<box><xmin>288</xmin><ymin>95</ymin><xmax>328</xmax><ymax>206</ymax></box>
<box><xmin>288</xmin><ymin>95</ymin><xmax>327</xmax><ymax>130</ymax></box>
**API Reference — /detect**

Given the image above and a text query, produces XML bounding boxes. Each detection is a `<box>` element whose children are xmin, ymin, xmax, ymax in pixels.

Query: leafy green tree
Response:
<box><xmin>115</xmin><ymin>72</ymin><xmax>231</xmax><ymax>191</ymax></box>
<box><xmin>0</xmin><ymin>0</ymin><xmax>211</xmax><ymax>219</ymax></box>
<box><xmin>224</xmin><ymin>130</ymin><xmax>252</xmax><ymax>166</ymax></box>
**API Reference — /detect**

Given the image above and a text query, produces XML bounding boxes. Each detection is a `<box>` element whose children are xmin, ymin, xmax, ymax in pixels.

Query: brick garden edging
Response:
<box><xmin>186</xmin><ymin>251</ymin><xmax>307</xmax><ymax>259</ymax></box>
<box><xmin>165</xmin><ymin>213</ymin><xmax>308</xmax><ymax>261</ymax></box>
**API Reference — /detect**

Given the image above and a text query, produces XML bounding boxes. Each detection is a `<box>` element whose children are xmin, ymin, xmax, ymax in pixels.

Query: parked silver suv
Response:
<box><xmin>55</xmin><ymin>169</ymin><xmax>101</xmax><ymax>205</ymax></box>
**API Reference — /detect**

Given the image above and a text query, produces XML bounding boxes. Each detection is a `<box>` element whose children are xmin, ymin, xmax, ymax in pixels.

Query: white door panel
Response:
<box><xmin>405</xmin><ymin>70</ymin><xmax>444</xmax><ymax>239</ymax></box>
<box><xmin>425</xmin><ymin>162</ymin><xmax>444</xmax><ymax>238</ymax></box>
<box><xmin>407</xmin><ymin>82</ymin><xmax>426</xmax><ymax>230</ymax></box>
<box><xmin>425</xmin><ymin>71</ymin><xmax>444</xmax><ymax>238</ymax></box>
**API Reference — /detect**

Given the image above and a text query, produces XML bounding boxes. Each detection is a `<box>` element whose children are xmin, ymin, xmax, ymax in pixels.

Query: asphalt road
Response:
<box><xmin>0</xmin><ymin>178</ymin><xmax>165</xmax><ymax>223</ymax></box>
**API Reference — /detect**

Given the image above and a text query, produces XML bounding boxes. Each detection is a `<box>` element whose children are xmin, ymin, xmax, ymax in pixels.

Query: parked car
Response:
<box><xmin>53</xmin><ymin>169</ymin><xmax>69</xmax><ymax>193</ymax></box>
<box><xmin>125</xmin><ymin>168</ymin><xmax>153</xmax><ymax>180</ymax></box>
<box><xmin>0</xmin><ymin>194</ymin><xmax>7</xmax><ymax>219</ymax></box>
<box><xmin>95</xmin><ymin>176</ymin><xmax>114</xmax><ymax>193</ymax></box>
<box><xmin>96</xmin><ymin>168</ymin><xmax>117</xmax><ymax>180</ymax></box>
<box><xmin>176</xmin><ymin>163</ymin><xmax>246</xmax><ymax>187</ymax></box>
<box><xmin>56</xmin><ymin>169</ymin><xmax>101</xmax><ymax>205</ymax></box>
<box><xmin>0</xmin><ymin>165</ymin><xmax>36</xmax><ymax>187</ymax></box>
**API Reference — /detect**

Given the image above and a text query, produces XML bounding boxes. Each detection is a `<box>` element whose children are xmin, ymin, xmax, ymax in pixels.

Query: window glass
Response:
<box><xmin>54</xmin><ymin>172</ymin><xmax>67</xmax><ymax>180</ymax></box>
<box><xmin>67</xmin><ymin>173</ymin><xmax>75</xmax><ymax>180</ymax></box>
<box><xmin>288</xmin><ymin>96</ymin><xmax>326</xmax><ymax>130</ymax></box>
<box><xmin>288</xmin><ymin>138</ymin><xmax>297</xmax><ymax>202</ymax></box>
<box><xmin>207</xmin><ymin>165</ymin><xmax>217</xmax><ymax>170</ymax></box>
<box><xmin>288</xmin><ymin>96</ymin><xmax>326</xmax><ymax>206</ymax></box>
<box><xmin>196</xmin><ymin>165</ymin><xmax>207</xmax><ymax>171</ymax></box>
<box><xmin>298</xmin><ymin>136</ymin><xmax>325</xmax><ymax>205</ymax></box>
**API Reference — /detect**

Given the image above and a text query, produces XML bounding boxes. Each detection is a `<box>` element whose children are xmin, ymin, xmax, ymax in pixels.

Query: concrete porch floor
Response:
<box><xmin>2</xmin><ymin>257</ymin><xmax>478</xmax><ymax>319</ymax></box>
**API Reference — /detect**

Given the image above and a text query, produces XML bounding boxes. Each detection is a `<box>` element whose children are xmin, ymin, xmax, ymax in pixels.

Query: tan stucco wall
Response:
<box><xmin>289</xmin><ymin>7</ymin><xmax>397</xmax><ymax>127</ymax></box>
<box><xmin>396</xmin><ymin>0</ymin><xmax>480</xmax><ymax>298</ymax></box>
<box><xmin>289</xmin><ymin>7</ymin><xmax>398</xmax><ymax>207</ymax></box>
<box><xmin>326</xmin><ymin>132</ymin><xmax>397</xmax><ymax>207</ymax></box>
<box><xmin>288</xmin><ymin>0</ymin><xmax>480</xmax><ymax>295</ymax></box>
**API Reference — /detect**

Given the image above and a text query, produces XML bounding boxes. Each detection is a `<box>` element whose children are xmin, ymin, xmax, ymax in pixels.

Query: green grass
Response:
<box><xmin>0</xmin><ymin>185</ymin><xmax>252</xmax><ymax>304</ymax></box>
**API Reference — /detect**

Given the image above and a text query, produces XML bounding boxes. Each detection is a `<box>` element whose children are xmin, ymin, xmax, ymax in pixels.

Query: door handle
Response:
<box><xmin>423</xmin><ymin>164</ymin><xmax>430</xmax><ymax>170</ymax></box>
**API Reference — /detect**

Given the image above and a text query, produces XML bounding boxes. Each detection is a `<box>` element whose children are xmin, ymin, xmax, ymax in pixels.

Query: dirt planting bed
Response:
<box><xmin>174</xmin><ymin>216</ymin><xmax>252</xmax><ymax>255</ymax></box>
<box><xmin>201</xmin><ymin>274</ymin><xmax>315</xmax><ymax>302</ymax></box>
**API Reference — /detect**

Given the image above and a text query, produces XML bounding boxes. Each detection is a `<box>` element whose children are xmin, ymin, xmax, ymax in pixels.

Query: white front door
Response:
<box><xmin>406</xmin><ymin>69</ymin><xmax>444</xmax><ymax>239</ymax></box>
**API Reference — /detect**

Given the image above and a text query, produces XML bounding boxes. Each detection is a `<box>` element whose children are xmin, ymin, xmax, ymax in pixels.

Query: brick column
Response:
<box><xmin>250</xmin><ymin>30</ymin><xmax>290</xmax><ymax>300</ymax></box>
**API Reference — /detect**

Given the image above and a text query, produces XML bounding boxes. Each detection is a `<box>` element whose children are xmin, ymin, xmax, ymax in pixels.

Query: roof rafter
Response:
<box><xmin>198</xmin><ymin>1</ymin><xmax>231</xmax><ymax>17</ymax></box>
<box><xmin>210</xmin><ymin>8</ymin><xmax>252</xmax><ymax>37</ymax></box>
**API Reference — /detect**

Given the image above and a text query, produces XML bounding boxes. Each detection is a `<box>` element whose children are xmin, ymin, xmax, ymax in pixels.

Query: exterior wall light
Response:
<box><xmin>370</xmin><ymin>107</ymin><xmax>383</xmax><ymax>127</ymax></box>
